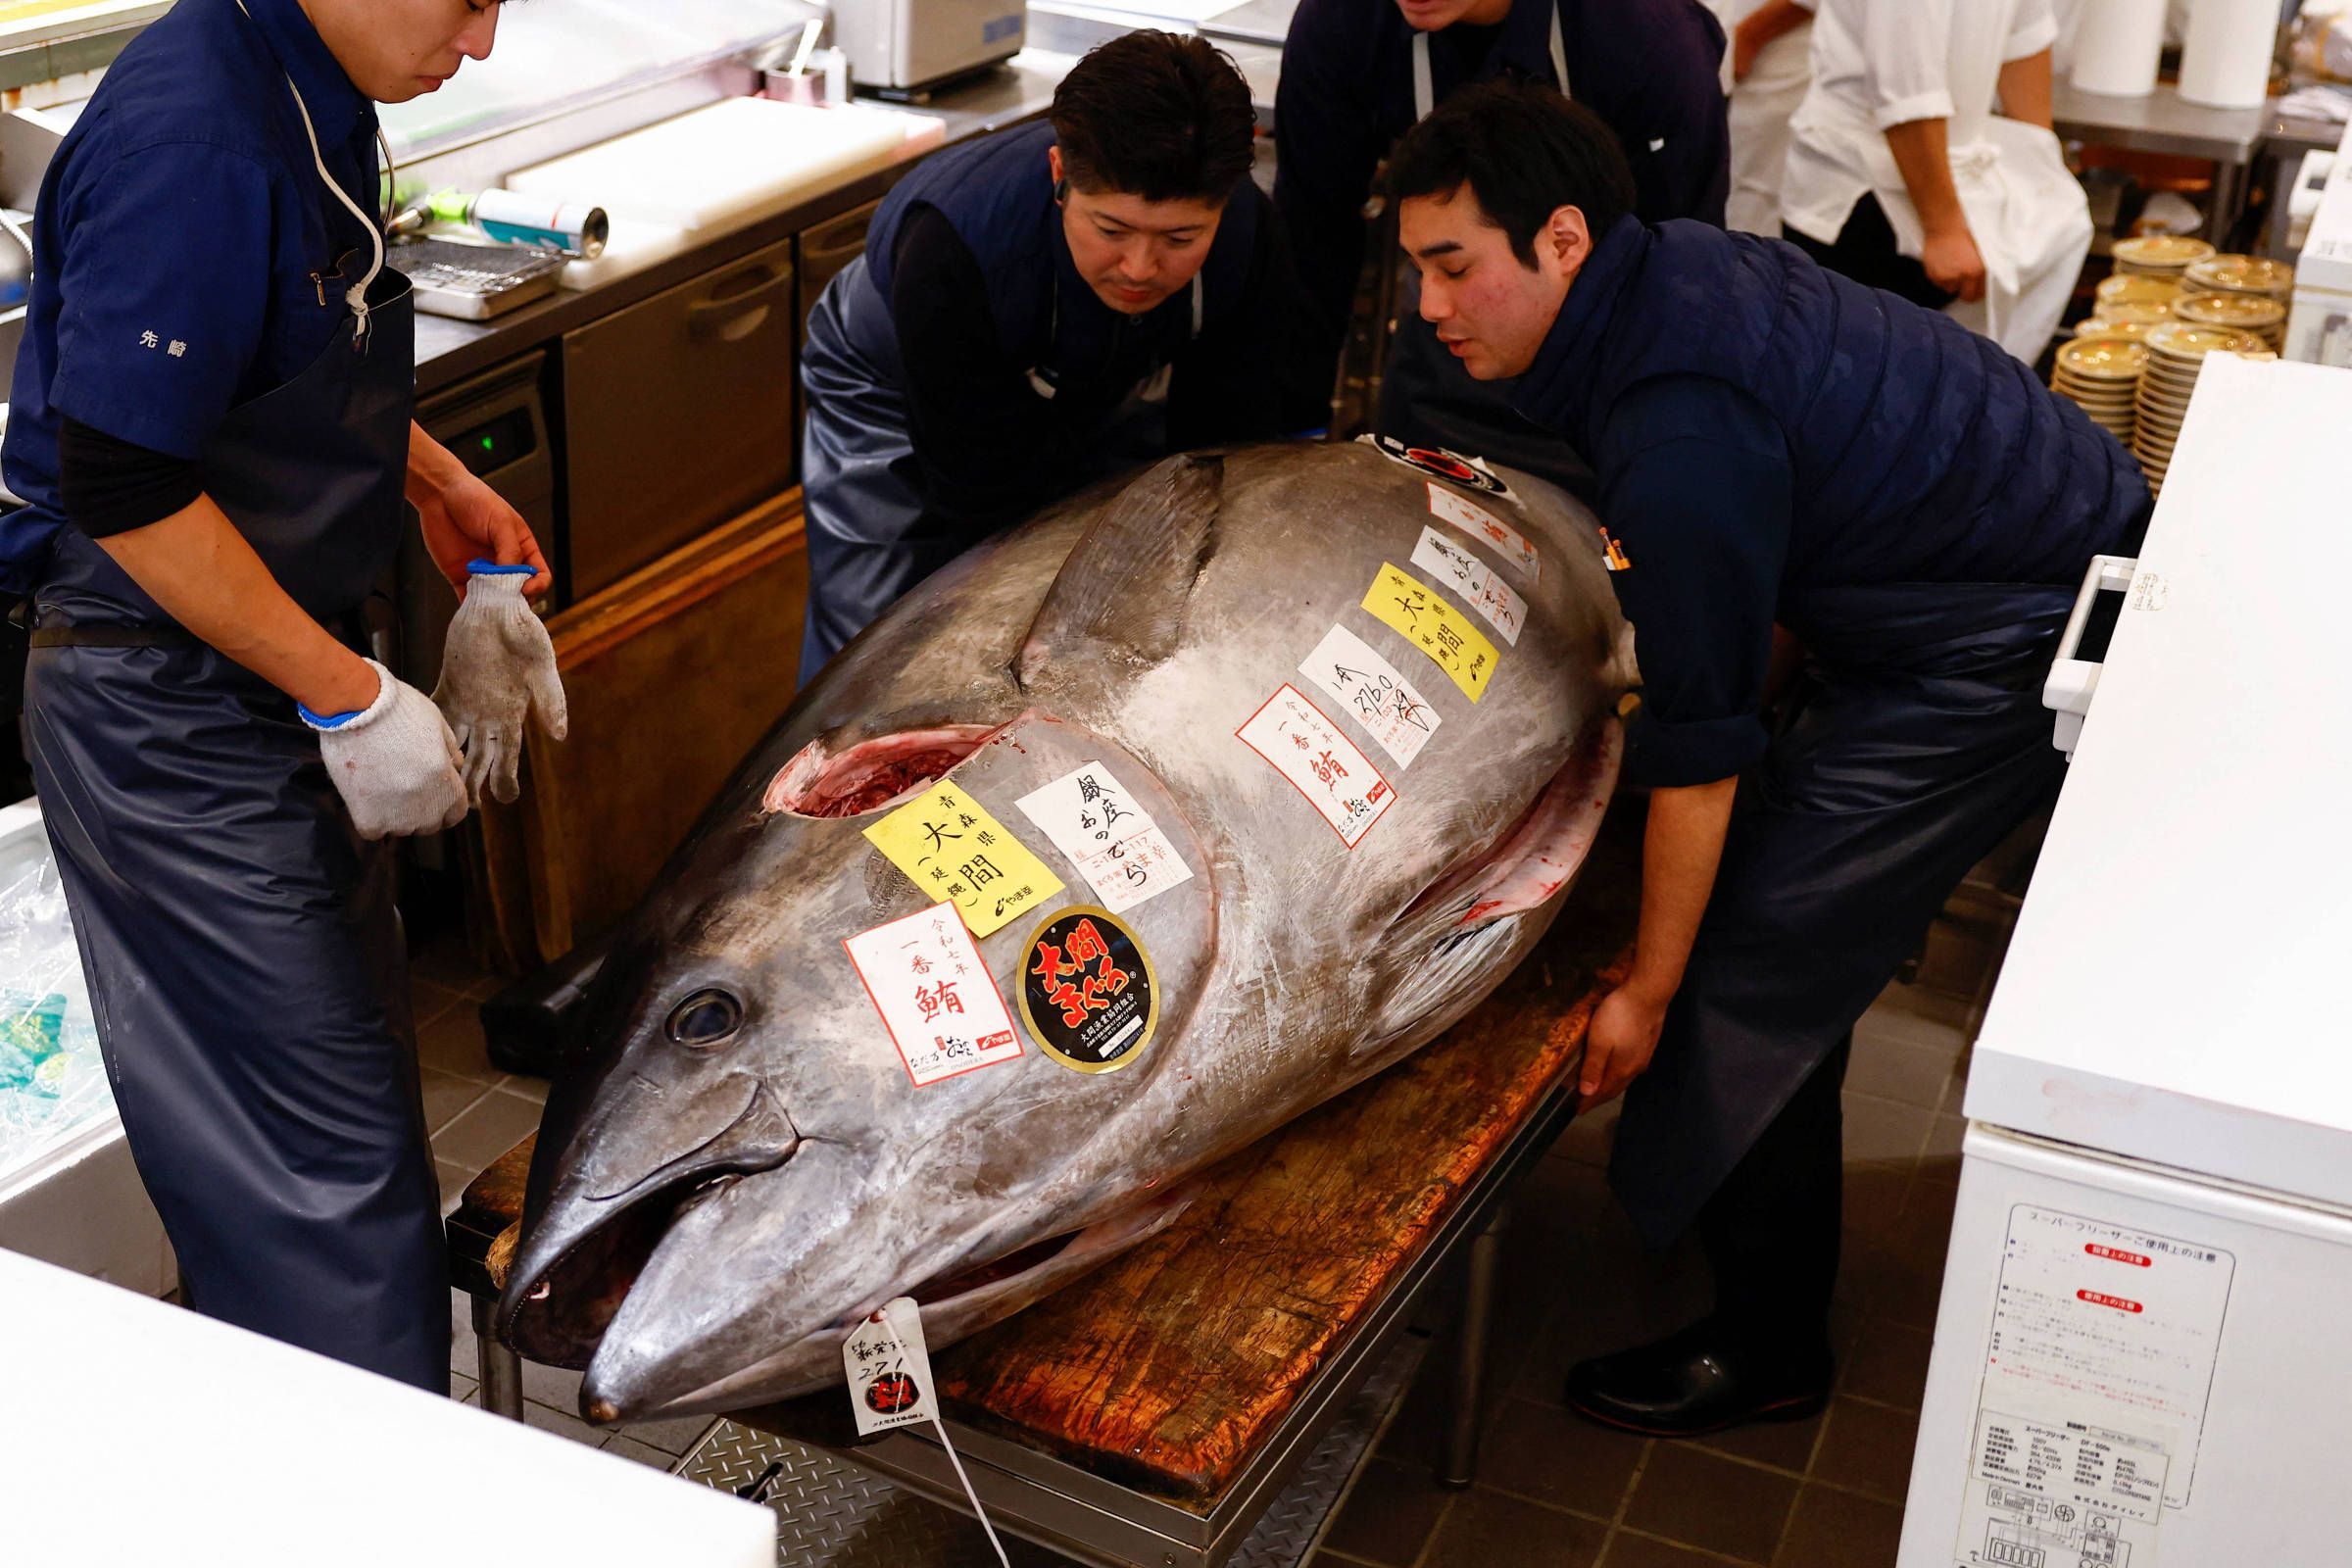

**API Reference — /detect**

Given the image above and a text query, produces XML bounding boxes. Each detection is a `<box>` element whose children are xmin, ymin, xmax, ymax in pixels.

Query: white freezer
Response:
<box><xmin>1903</xmin><ymin>1127</ymin><xmax>2352</xmax><ymax>1568</ymax></box>
<box><xmin>1902</xmin><ymin>355</ymin><xmax>2352</xmax><ymax>1566</ymax></box>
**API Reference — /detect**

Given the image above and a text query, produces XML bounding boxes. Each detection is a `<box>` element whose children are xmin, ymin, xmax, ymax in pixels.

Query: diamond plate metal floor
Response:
<box><xmin>675</xmin><ymin>1332</ymin><xmax>1427</xmax><ymax>1568</ymax></box>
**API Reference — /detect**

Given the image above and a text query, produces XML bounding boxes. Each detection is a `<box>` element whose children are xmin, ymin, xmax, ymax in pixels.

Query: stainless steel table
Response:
<box><xmin>2053</xmin><ymin>81</ymin><xmax>2268</xmax><ymax>243</ymax></box>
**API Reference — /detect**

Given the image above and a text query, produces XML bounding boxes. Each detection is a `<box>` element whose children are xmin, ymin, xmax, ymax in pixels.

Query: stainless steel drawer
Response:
<box><xmin>563</xmin><ymin>235</ymin><xmax>798</xmax><ymax>600</ymax></box>
<box><xmin>794</xmin><ymin>200</ymin><xmax>876</xmax><ymax>477</ymax></box>
<box><xmin>797</xmin><ymin>198</ymin><xmax>877</xmax><ymax>327</ymax></box>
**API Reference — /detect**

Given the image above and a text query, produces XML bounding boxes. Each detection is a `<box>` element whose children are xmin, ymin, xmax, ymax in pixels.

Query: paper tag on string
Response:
<box><xmin>843</xmin><ymin>1297</ymin><xmax>937</xmax><ymax>1437</ymax></box>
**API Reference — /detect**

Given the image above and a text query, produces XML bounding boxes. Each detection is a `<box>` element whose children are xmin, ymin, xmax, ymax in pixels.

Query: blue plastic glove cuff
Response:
<box><xmin>466</xmin><ymin>559</ymin><xmax>537</xmax><ymax>577</ymax></box>
<box><xmin>299</xmin><ymin>704</ymin><xmax>364</xmax><ymax>728</ymax></box>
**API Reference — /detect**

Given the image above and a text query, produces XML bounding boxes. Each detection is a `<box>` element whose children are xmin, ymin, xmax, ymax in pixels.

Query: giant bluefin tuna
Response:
<box><xmin>500</xmin><ymin>440</ymin><xmax>1635</xmax><ymax>1421</ymax></box>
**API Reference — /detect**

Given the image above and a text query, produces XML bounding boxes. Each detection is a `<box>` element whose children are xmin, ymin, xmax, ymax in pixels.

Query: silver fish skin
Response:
<box><xmin>498</xmin><ymin>441</ymin><xmax>1634</xmax><ymax>1423</ymax></box>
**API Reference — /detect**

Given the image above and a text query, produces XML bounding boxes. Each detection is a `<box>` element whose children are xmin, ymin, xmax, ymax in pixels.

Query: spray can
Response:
<box><xmin>427</xmin><ymin>188</ymin><xmax>609</xmax><ymax>259</ymax></box>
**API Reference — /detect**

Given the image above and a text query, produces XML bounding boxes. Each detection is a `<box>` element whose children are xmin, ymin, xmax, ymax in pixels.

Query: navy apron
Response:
<box><xmin>1606</xmin><ymin>579</ymin><xmax>2076</xmax><ymax>1247</ymax></box>
<box><xmin>23</xmin><ymin>265</ymin><xmax>448</xmax><ymax>1392</ymax></box>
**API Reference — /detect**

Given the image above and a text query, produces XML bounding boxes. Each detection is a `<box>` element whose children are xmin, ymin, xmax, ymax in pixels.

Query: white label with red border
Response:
<box><xmin>1236</xmin><ymin>684</ymin><xmax>1396</xmax><ymax>847</ymax></box>
<box><xmin>1410</xmin><ymin>527</ymin><xmax>1525</xmax><ymax>646</ymax></box>
<box><xmin>844</xmin><ymin>904</ymin><xmax>1023</xmax><ymax>1087</ymax></box>
<box><xmin>1427</xmin><ymin>482</ymin><xmax>1539</xmax><ymax>580</ymax></box>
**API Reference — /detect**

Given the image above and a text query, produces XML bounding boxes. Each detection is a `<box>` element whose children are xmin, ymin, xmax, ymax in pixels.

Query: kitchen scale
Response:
<box><xmin>393</xmin><ymin>236</ymin><xmax>567</xmax><ymax>320</ymax></box>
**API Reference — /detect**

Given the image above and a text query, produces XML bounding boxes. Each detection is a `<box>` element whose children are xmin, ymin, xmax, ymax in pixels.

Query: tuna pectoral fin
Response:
<box><xmin>1358</xmin><ymin>718</ymin><xmax>1626</xmax><ymax>1063</ymax></box>
<box><xmin>1012</xmin><ymin>453</ymin><xmax>1222</xmax><ymax>683</ymax></box>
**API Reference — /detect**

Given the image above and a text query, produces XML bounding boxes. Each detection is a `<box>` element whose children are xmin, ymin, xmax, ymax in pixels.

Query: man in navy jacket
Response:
<box><xmin>1276</xmin><ymin>0</ymin><xmax>1729</xmax><ymax>480</ymax></box>
<box><xmin>798</xmin><ymin>31</ymin><xmax>1318</xmax><ymax>673</ymax></box>
<box><xmin>1385</xmin><ymin>81</ymin><xmax>2147</xmax><ymax>1434</ymax></box>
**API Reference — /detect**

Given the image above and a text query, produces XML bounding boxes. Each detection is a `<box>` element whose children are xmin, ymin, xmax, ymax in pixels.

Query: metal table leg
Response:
<box><xmin>473</xmin><ymin>1294</ymin><xmax>524</xmax><ymax>1421</ymax></box>
<box><xmin>1437</xmin><ymin>1202</ymin><xmax>1508</xmax><ymax>1490</ymax></box>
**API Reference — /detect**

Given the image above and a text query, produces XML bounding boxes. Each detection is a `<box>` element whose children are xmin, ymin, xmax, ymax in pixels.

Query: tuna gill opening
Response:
<box><xmin>762</xmin><ymin>724</ymin><xmax>1001</xmax><ymax>818</ymax></box>
<box><xmin>1396</xmin><ymin>719</ymin><xmax>1624</xmax><ymax>928</ymax></box>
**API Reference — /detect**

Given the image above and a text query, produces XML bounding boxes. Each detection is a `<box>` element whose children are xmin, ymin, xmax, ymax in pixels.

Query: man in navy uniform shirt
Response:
<box><xmin>797</xmin><ymin>31</ymin><xmax>1321</xmax><ymax>673</ymax></box>
<box><xmin>1</xmin><ymin>0</ymin><xmax>559</xmax><ymax>1390</ymax></box>
<box><xmin>1383</xmin><ymin>81</ymin><xmax>2148</xmax><ymax>1433</ymax></box>
<box><xmin>1276</xmin><ymin>0</ymin><xmax>1729</xmax><ymax>480</ymax></box>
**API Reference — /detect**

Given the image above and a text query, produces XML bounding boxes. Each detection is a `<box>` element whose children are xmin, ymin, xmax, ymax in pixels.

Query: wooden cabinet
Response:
<box><xmin>469</xmin><ymin>490</ymin><xmax>808</xmax><ymax>969</ymax></box>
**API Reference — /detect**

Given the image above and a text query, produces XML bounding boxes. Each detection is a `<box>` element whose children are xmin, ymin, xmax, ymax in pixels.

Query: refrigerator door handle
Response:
<box><xmin>2043</xmin><ymin>553</ymin><xmax>2139</xmax><ymax>760</ymax></box>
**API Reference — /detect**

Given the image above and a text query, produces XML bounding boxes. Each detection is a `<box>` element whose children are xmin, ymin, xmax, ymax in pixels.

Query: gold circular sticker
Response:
<box><xmin>1015</xmin><ymin>906</ymin><xmax>1158</xmax><ymax>1073</ymax></box>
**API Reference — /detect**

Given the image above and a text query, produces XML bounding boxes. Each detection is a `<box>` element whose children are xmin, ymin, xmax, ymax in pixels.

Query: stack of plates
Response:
<box><xmin>2075</xmin><ymin>317</ymin><xmax>2154</xmax><ymax>342</ymax></box>
<box><xmin>2181</xmin><ymin>254</ymin><xmax>2294</xmax><ymax>304</ymax></box>
<box><xmin>2172</xmin><ymin>289</ymin><xmax>2287</xmax><ymax>351</ymax></box>
<box><xmin>2132</xmin><ymin>322</ymin><xmax>2265</xmax><ymax>492</ymax></box>
<box><xmin>2091</xmin><ymin>300</ymin><xmax>2173</xmax><ymax>330</ymax></box>
<box><xmin>2095</xmin><ymin>273</ymin><xmax>2181</xmax><ymax>313</ymax></box>
<box><xmin>2112</xmin><ymin>234</ymin><xmax>2217</xmax><ymax>278</ymax></box>
<box><xmin>2052</xmin><ymin>335</ymin><xmax>2148</xmax><ymax>447</ymax></box>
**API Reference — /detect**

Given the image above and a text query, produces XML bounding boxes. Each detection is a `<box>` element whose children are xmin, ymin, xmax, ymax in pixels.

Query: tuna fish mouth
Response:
<box><xmin>761</xmin><ymin>723</ymin><xmax>1001</xmax><ymax>817</ymax></box>
<box><xmin>580</xmin><ymin>1180</ymin><xmax>1201</xmax><ymax>1420</ymax></box>
<box><xmin>499</xmin><ymin>1082</ymin><xmax>801</xmax><ymax>1369</ymax></box>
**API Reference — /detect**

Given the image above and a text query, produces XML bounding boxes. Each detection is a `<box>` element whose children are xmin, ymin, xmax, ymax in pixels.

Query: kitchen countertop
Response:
<box><xmin>411</xmin><ymin>52</ymin><xmax>1073</xmax><ymax>395</ymax></box>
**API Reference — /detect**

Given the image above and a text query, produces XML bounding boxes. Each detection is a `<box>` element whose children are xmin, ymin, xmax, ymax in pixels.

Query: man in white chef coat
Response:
<box><xmin>1779</xmin><ymin>0</ymin><xmax>2090</xmax><ymax>363</ymax></box>
<box><xmin>1725</xmin><ymin>0</ymin><xmax>1814</xmax><ymax>234</ymax></box>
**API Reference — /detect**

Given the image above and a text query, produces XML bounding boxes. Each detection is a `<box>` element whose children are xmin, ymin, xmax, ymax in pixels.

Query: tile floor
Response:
<box><xmin>413</xmin><ymin>842</ymin><xmax>2031</xmax><ymax>1562</ymax></box>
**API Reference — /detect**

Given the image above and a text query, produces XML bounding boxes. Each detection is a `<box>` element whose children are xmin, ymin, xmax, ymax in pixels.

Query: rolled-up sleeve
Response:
<box><xmin>1862</xmin><ymin>0</ymin><xmax>1956</xmax><ymax>129</ymax></box>
<box><xmin>1595</xmin><ymin>377</ymin><xmax>1792</xmax><ymax>788</ymax></box>
<box><xmin>2004</xmin><ymin>0</ymin><xmax>2058</xmax><ymax>61</ymax></box>
<box><xmin>47</xmin><ymin>142</ymin><xmax>273</xmax><ymax>460</ymax></box>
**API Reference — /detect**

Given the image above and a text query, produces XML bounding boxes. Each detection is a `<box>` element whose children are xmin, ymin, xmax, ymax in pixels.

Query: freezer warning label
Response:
<box><xmin>1951</xmin><ymin>1205</ymin><xmax>2236</xmax><ymax>1568</ymax></box>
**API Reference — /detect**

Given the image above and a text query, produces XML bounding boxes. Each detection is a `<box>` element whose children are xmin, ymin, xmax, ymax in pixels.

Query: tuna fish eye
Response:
<box><xmin>666</xmin><ymin>989</ymin><xmax>743</xmax><ymax>1047</ymax></box>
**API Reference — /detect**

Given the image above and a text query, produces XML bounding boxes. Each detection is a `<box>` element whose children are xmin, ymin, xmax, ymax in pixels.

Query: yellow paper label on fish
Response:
<box><xmin>864</xmin><ymin>783</ymin><xmax>1064</xmax><ymax>937</ymax></box>
<box><xmin>1361</xmin><ymin>563</ymin><xmax>1499</xmax><ymax>702</ymax></box>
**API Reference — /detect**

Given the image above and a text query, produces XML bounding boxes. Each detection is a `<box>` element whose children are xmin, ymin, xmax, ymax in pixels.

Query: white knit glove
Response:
<box><xmin>302</xmin><ymin>660</ymin><xmax>470</xmax><ymax>840</ymax></box>
<box><xmin>432</xmin><ymin>564</ymin><xmax>568</xmax><ymax>807</ymax></box>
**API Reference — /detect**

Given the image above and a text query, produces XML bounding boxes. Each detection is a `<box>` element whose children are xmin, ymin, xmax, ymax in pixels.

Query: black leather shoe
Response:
<box><xmin>1562</xmin><ymin>1320</ymin><xmax>1832</xmax><ymax>1438</ymax></box>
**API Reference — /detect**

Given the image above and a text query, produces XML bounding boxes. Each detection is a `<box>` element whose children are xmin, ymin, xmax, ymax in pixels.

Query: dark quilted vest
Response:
<box><xmin>1514</xmin><ymin>218</ymin><xmax>2149</xmax><ymax>612</ymax></box>
<box><xmin>851</xmin><ymin>120</ymin><xmax>1264</xmax><ymax>380</ymax></box>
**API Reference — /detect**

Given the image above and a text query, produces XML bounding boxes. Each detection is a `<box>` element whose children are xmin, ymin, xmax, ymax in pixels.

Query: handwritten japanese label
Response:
<box><xmin>1236</xmin><ymin>683</ymin><xmax>1396</xmax><ymax>847</ymax></box>
<box><xmin>1411</xmin><ymin>527</ymin><xmax>1525</xmax><ymax>646</ymax></box>
<box><xmin>1428</xmin><ymin>482</ymin><xmax>1539</xmax><ymax>579</ymax></box>
<box><xmin>842</xmin><ymin>1298</ymin><xmax>937</xmax><ymax>1436</ymax></box>
<box><xmin>1017</xmin><ymin>906</ymin><xmax>1157</xmax><ymax>1072</ymax></box>
<box><xmin>1360</xmin><ymin>563</ymin><xmax>1500</xmax><ymax>702</ymax></box>
<box><xmin>843</xmin><ymin>904</ymin><xmax>1023</xmax><ymax>1087</ymax></box>
<box><xmin>862</xmin><ymin>780</ymin><xmax>1063</xmax><ymax>937</ymax></box>
<box><xmin>1298</xmin><ymin>623</ymin><xmax>1442</xmax><ymax>768</ymax></box>
<box><xmin>1014</xmin><ymin>762</ymin><xmax>1194</xmax><ymax>915</ymax></box>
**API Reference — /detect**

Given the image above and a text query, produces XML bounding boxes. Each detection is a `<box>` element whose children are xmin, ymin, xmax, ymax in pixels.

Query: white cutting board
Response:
<box><xmin>508</xmin><ymin>98</ymin><xmax>931</xmax><ymax>285</ymax></box>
